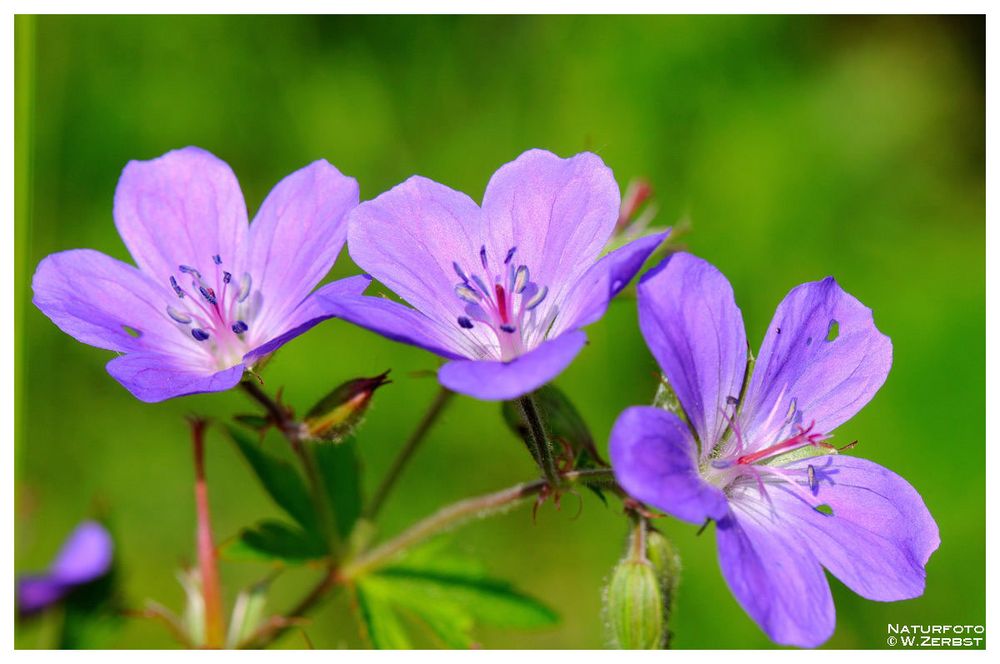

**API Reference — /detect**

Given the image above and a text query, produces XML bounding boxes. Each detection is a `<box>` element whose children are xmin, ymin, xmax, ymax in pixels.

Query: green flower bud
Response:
<box><xmin>605</xmin><ymin>558</ymin><xmax>665</xmax><ymax>649</ymax></box>
<box><xmin>303</xmin><ymin>371</ymin><xmax>391</xmax><ymax>442</ymax></box>
<box><xmin>645</xmin><ymin>528</ymin><xmax>681</xmax><ymax>646</ymax></box>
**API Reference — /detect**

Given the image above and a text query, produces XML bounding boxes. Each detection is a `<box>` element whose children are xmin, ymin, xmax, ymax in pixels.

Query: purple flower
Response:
<box><xmin>17</xmin><ymin>521</ymin><xmax>114</xmax><ymax>616</ymax></box>
<box><xmin>325</xmin><ymin>149</ymin><xmax>668</xmax><ymax>400</ymax></box>
<box><xmin>609</xmin><ymin>252</ymin><xmax>939</xmax><ymax>648</ymax></box>
<box><xmin>32</xmin><ymin>147</ymin><xmax>367</xmax><ymax>402</ymax></box>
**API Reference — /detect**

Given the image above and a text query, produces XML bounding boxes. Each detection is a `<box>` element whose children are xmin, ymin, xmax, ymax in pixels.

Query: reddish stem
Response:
<box><xmin>191</xmin><ymin>418</ymin><xmax>225</xmax><ymax>649</ymax></box>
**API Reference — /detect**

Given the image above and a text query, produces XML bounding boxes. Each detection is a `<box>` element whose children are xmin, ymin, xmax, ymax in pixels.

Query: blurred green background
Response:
<box><xmin>14</xmin><ymin>15</ymin><xmax>984</xmax><ymax>649</ymax></box>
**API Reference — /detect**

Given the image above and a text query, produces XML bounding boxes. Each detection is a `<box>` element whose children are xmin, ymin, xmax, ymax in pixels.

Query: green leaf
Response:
<box><xmin>233</xmin><ymin>413</ymin><xmax>271</xmax><ymax>433</ymax></box>
<box><xmin>313</xmin><ymin>437</ymin><xmax>362</xmax><ymax>540</ymax></box>
<box><xmin>223</xmin><ymin>520</ymin><xmax>327</xmax><ymax>564</ymax></box>
<box><xmin>377</xmin><ymin>566</ymin><xmax>558</xmax><ymax>629</ymax></box>
<box><xmin>227</xmin><ymin>425</ymin><xmax>316</xmax><ymax>532</ymax></box>
<box><xmin>356</xmin><ymin>583</ymin><xmax>412</xmax><ymax>649</ymax></box>
<box><xmin>362</xmin><ymin>576</ymin><xmax>473</xmax><ymax>648</ymax></box>
<box><xmin>350</xmin><ymin>542</ymin><xmax>557</xmax><ymax>648</ymax></box>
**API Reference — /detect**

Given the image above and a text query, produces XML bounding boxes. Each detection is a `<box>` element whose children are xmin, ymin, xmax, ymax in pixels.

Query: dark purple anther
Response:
<box><xmin>457</xmin><ymin>316</ymin><xmax>474</xmax><ymax>329</ymax></box>
<box><xmin>223</xmin><ymin>271</ymin><xmax>232</xmax><ymax>284</ymax></box>
<box><xmin>479</xmin><ymin>245</ymin><xmax>488</xmax><ymax>270</ymax></box>
<box><xmin>198</xmin><ymin>286</ymin><xmax>217</xmax><ymax>305</ymax></box>
<box><xmin>170</xmin><ymin>276</ymin><xmax>185</xmax><ymax>298</ymax></box>
<box><xmin>191</xmin><ymin>328</ymin><xmax>210</xmax><ymax>341</ymax></box>
<box><xmin>453</xmin><ymin>261</ymin><xmax>469</xmax><ymax>283</ymax></box>
<box><xmin>231</xmin><ymin>320</ymin><xmax>248</xmax><ymax>334</ymax></box>
<box><xmin>504</xmin><ymin>246</ymin><xmax>517</xmax><ymax>264</ymax></box>
<box><xmin>212</xmin><ymin>254</ymin><xmax>222</xmax><ymax>265</ymax></box>
<box><xmin>500</xmin><ymin>324</ymin><xmax>516</xmax><ymax>334</ymax></box>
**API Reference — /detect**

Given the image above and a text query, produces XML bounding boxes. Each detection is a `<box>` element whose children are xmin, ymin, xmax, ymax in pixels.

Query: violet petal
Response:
<box><xmin>610</xmin><ymin>406</ymin><xmax>729</xmax><ymax>525</ymax></box>
<box><xmin>113</xmin><ymin>146</ymin><xmax>250</xmax><ymax>288</ymax></box>
<box><xmin>740</xmin><ymin>277</ymin><xmax>893</xmax><ymax>452</ymax></box>
<box><xmin>247</xmin><ymin>160</ymin><xmax>359</xmax><ymax>339</ymax></box>
<box><xmin>437</xmin><ymin>329</ymin><xmax>588</xmax><ymax>400</ymax></box>
<box><xmin>637</xmin><ymin>252</ymin><xmax>748</xmax><ymax>457</ymax></box>
<box><xmin>106</xmin><ymin>352</ymin><xmax>245</xmax><ymax>402</ymax></box>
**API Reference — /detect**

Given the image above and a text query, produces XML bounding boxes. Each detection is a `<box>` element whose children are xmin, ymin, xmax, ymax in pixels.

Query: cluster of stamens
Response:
<box><xmin>164</xmin><ymin>254</ymin><xmax>254</xmax><ymax>356</ymax></box>
<box><xmin>707</xmin><ymin>399</ymin><xmax>840</xmax><ymax>512</ymax></box>
<box><xmin>451</xmin><ymin>244</ymin><xmax>550</xmax><ymax>361</ymax></box>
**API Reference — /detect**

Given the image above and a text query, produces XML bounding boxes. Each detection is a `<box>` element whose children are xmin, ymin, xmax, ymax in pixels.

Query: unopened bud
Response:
<box><xmin>605</xmin><ymin>558</ymin><xmax>665</xmax><ymax>649</ymax></box>
<box><xmin>645</xmin><ymin>528</ymin><xmax>681</xmax><ymax>646</ymax></box>
<box><xmin>303</xmin><ymin>371</ymin><xmax>391</xmax><ymax>442</ymax></box>
<box><xmin>616</xmin><ymin>178</ymin><xmax>655</xmax><ymax>236</ymax></box>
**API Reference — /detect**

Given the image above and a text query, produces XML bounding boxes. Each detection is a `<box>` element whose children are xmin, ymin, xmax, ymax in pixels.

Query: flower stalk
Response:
<box><xmin>189</xmin><ymin>417</ymin><xmax>225</xmax><ymax>649</ymax></box>
<box><xmin>238</xmin><ymin>467</ymin><xmax>618</xmax><ymax>649</ymax></box>
<box><xmin>239</xmin><ymin>380</ymin><xmax>342</xmax><ymax>557</ymax></box>
<box><xmin>364</xmin><ymin>386</ymin><xmax>454</xmax><ymax>519</ymax></box>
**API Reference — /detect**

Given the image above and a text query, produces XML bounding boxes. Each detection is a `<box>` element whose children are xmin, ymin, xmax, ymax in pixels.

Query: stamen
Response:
<box><xmin>500</xmin><ymin>324</ymin><xmax>517</xmax><ymax>334</ymax></box>
<box><xmin>453</xmin><ymin>261</ymin><xmax>469</xmax><ymax>283</ymax></box>
<box><xmin>457</xmin><ymin>316</ymin><xmax>474</xmax><ymax>329</ymax></box>
<box><xmin>212</xmin><ymin>254</ymin><xmax>222</xmax><ymax>265</ymax></box>
<box><xmin>513</xmin><ymin>266</ymin><xmax>529</xmax><ymax>293</ymax></box>
<box><xmin>237</xmin><ymin>273</ymin><xmax>252</xmax><ymax>303</ymax></box>
<box><xmin>170</xmin><ymin>276</ymin><xmax>185</xmax><ymax>298</ymax></box>
<box><xmin>524</xmin><ymin>285</ymin><xmax>548</xmax><ymax>311</ymax></box>
<box><xmin>479</xmin><ymin>245</ymin><xmax>488</xmax><ymax>270</ymax></box>
<box><xmin>471</xmin><ymin>274</ymin><xmax>492</xmax><ymax>298</ymax></box>
<box><xmin>166</xmin><ymin>306</ymin><xmax>192</xmax><ymax>325</ymax></box>
<box><xmin>179</xmin><ymin>265</ymin><xmax>200</xmax><ymax>277</ymax></box>
<box><xmin>231</xmin><ymin>320</ymin><xmax>248</xmax><ymax>334</ymax></box>
<box><xmin>455</xmin><ymin>283</ymin><xmax>481</xmax><ymax>304</ymax></box>
<box><xmin>191</xmin><ymin>328</ymin><xmax>210</xmax><ymax>341</ymax></box>
<box><xmin>223</xmin><ymin>271</ymin><xmax>232</xmax><ymax>284</ymax></box>
<box><xmin>198</xmin><ymin>286</ymin><xmax>217</xmax><ymax>305</ymax></box>
<box><xmin>807</xmin><ymin>464</ymin><xmax>817</xmax><ymax>492</ymax></box>
<box><xmin>504</xmin><ymin>246</ymin><xmax>517</xmax><ymax>264</ymax></box>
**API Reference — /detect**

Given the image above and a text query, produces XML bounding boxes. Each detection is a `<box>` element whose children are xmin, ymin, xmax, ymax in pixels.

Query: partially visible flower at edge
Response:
<box><xmin>609</xmin><ymin>251</ymin><xmax>939</xmax><ymax>647</ymax></box>
<box><xmin>32</xmin><ymin>147</ymin><xmax>368</xmax><ymax>402</ymax></box>
<box><xmin>323</xmin><ymin>148</ymin><xmax>669</xmax><ymax>401</ymax></box>
<box><xmin>17</xmin><ymin>521</ymin><xmax>114</xmax><ymax>616</ymax></box>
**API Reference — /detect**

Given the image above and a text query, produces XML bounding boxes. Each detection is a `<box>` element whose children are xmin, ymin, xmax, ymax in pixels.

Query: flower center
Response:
<box><xmin>163</xmin><ymin>254</ymin><xmax>256</xmax><ymax>368</ymax></box>
<box><xmin>451</xmin><ymin>245</ymin><xmax>550</xmax><ymax>362</ymax></box>
<box><xmin>705</xmin><ymin>421</ymin><xmax>837</xmax><ymax>511</ymax></box>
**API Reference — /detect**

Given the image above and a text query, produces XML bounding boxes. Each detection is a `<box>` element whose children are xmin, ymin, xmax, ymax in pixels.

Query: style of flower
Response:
<box><xmin>17</xmin><ymin>521</ymin><xmax>114</xmax><ymax>616</ymax></box>
<box><xmin>32</xmin><ymin>147</ymin><xmax>367</xmax><ymax>402</ymax></box>
<box><xmin>609</xmin><ymin>252</ymin><xmax>939</xmax><ymax>648</ymax></box>
<box><xmin>325</xmin><ymin>149</ymin><xmax>669</xmax><ymax>400</ymax></box>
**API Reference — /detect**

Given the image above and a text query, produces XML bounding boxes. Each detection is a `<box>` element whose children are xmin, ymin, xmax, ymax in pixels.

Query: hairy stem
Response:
<box><xmin>190</xmin><ymin>418</ymin><xmax>225</xmax><ymax>649</ymax></box>
<box><xmin>239</xmin><ymin>467</ymin><xmax>618</xmax><ymax>649</ymax></box>
<box><xmin>240</xmin><ymin>380</ymin><xmax>293</xmax><ymax>435</ymax></box>
<box><xmin>240</xmin><ymin>380</ymin><xmax>341</xmax><ymax>555</ymax></box>
<box><xmin>364</xmin><ymin>387</ymin><xmax>454</xmax><ymax>519</ymax></box>
<box><xmin>517</xmin><ymin>393</ymin><xmax>560</xmax><ymax>487</ymax></box>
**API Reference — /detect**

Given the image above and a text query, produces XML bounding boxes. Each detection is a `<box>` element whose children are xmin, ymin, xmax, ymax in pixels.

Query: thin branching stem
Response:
<box><xmin>238</xmin><ymin>467</ymin><xmax>618</xmax><ymax>649</ymax></box>
<box><xmin>364</xmin><ymin>387</ymin><xmax>454</xmax><ymax>519</ymax></box>
<box><xmin>190</xmin><ymin>417</ymin><xmax>225</xmax><ymax>649</ymax></box>
<box><xmin>239</xmin><ymin>380</ymin><xmax>341</xmax><ymax>555</ymax></box>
